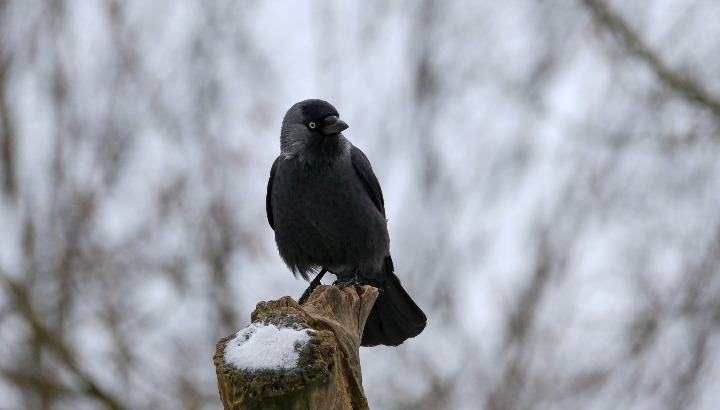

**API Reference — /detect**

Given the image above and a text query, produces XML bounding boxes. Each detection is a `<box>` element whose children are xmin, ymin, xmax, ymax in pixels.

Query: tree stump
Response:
<box><xmin>214</xmin><ymin>285</ymin><xmax>379</xmax><ymax>410</ymax></box>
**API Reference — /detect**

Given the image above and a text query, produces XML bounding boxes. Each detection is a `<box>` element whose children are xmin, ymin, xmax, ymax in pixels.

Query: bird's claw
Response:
<box><xmin>333</xmin><ymin>277</ymin><xmax>361</xmax><ymax>288</ymax></box>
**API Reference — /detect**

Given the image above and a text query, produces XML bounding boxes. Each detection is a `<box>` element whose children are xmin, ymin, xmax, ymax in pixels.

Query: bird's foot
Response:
<box><xmin>332</xmin><ymin>279</ymin><xmax>358</xmax><ymax>288</ymax></box>
<box><xmin>333</xmin><ymin>273</ymin><xmax>361</xmax><ymax>289</ymax></box>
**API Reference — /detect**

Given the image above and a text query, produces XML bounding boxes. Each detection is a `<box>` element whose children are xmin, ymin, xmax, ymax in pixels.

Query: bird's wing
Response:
<box><xmin>351</xmin><ymin>146</ymin><xmax>386</xmax><ymax>218</ymax></box>
<box><xmin>266</xmin><ymin>157</ymin><xmax>280</xmax><ymax>230</ymax></box>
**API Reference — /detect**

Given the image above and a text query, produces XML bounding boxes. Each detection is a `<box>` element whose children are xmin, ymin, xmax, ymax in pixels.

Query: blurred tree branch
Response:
<box><xmin>0</xmin><ymin>270</ymin><xmax>127</xmax><ymax>410</ymax></box>
<box><xmin>0</xmin><ymin>5</ymin><xmax>17</xmax><ymax>199</ymax></box>
<box><xmin>583</xmin><ymin>0</ymin><xmax>720</xmax><ymax>119</ymax></box>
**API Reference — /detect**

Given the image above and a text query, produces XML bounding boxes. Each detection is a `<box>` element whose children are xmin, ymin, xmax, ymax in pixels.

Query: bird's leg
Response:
<box><xmin>298</xmin><ymin>268</ymin><xmax>327</xmax><ymax>305</ymax></box>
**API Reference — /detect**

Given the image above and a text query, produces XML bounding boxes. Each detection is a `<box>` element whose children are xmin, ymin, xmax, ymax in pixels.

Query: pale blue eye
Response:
<box><xmin>308</xmin><ymin>122</ymin><xmax>316</xmax><ymax>129</ymax></box>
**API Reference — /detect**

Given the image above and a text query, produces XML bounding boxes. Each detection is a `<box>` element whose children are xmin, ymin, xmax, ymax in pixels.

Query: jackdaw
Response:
<box><xmin>266</xmin><ymin>99</ymin><xmax>427</xmax><ymax>346</ymax></box>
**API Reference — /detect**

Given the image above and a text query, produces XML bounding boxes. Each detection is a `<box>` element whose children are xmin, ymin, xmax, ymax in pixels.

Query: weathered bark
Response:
<box><xmin>214</xmin><ymin>285</ymin><xmax>378</xmax><ymax>410</ymax></box>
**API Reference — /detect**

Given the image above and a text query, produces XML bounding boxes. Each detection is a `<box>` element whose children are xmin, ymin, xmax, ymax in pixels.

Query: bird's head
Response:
<box><xmin>280</xmin><ymin>99</ymin><xmax>349</xmax><ymax>162</ymax></box>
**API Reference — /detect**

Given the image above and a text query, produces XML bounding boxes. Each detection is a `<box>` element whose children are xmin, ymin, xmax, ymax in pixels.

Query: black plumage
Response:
<box><xmin>266</xmin><ymin>99</ymin><xmax>426</xmax><ymax>346</ymax></box>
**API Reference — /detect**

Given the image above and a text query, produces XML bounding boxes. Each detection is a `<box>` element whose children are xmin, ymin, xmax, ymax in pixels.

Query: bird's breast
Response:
<box><xmin>271</xmin><ymin>158</ymin><xmax>389</xmax><ymax>271</ymax></box>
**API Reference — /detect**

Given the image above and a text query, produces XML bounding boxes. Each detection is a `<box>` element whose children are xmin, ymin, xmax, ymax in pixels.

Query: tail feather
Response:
<box><xmin>361</xmin><ymin>264</ymin><xmax>426</xmax><ymax>347</ymax></box>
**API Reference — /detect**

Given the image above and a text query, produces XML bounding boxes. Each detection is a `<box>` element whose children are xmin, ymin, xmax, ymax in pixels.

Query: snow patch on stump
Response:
<box><xmin>224</xmin><ymin>322</ymin><xmax>313</xmax><ymax>371</ymax></box>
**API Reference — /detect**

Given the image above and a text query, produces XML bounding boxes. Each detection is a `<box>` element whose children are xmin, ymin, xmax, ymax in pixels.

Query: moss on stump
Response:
<box><xmin>214</xmin><ymin>285</ymin><xmax>378</xmax><ymax>410</ymax></box>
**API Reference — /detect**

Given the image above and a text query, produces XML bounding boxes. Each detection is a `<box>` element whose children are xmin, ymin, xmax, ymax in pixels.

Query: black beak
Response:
<box><xmin>319</xmin><ymin>115</ymin><xmax>349</xmax><ymax>136</ymax></box>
